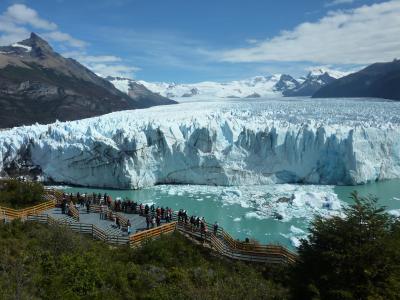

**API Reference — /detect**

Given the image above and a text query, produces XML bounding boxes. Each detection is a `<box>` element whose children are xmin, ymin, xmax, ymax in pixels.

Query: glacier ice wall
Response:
<box><xmin>1</xmin><ymin>98</ymin><xmax>400</xmax><ymax>189</ymax></box>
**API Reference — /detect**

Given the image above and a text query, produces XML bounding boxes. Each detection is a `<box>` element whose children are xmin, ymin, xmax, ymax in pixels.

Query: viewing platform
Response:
<box><xmin>1</xmin><ymin>189</ymin><xmax>297</xmax><ymax>265</ymax></box>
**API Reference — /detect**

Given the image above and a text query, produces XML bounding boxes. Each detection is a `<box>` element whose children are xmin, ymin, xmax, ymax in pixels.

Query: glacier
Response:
<box><xmin>1</xmin><ymin>97</ymin><xmax>400</xmax><ymax>189</ymax></box>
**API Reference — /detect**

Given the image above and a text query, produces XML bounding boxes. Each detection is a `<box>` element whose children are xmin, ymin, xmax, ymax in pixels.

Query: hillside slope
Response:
<box><xmin>0</xmin><ymin>33</ymin><xmax>175</xmax><ymax>128</ymax></box>
<box><xmin>313</xmin><ymin>60</ymin><xmax>400</xmax><ymax>100</ymax></box>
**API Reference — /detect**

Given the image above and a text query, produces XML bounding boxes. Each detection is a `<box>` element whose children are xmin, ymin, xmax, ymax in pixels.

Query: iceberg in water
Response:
<box><xmin>1</xmin><ymin>98</ymin><xmax>400</xmax><ymax>189</ymax></box>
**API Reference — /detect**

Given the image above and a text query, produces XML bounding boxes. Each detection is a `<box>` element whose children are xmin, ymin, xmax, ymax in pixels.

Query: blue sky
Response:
<box><xmin>0</xmin><ymin>0</ymin><xmax>398</xmax><ymax>82</ymax></box>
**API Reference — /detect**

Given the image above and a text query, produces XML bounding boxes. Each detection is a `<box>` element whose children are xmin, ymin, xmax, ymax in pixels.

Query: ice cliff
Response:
<box><xmin>1</xmin><ymin>98</ymin><xmax>399</xmax><ymax>189</ymax></box>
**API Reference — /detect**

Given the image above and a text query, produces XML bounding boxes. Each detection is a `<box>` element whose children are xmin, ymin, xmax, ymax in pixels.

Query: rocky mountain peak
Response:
<box><xmin>20</xmin><ymin>32</ymin><xmax>54</xmax><ymax>58</ymax></box>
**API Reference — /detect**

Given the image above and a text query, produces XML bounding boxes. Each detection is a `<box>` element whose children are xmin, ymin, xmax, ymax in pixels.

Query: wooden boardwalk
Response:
<box><xmin>2</xmin><ymin>189</ymin><xmax>297</xmax><ymax>265</ymax></box>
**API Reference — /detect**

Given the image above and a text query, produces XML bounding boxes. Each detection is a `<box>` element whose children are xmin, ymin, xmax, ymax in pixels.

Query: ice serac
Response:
<box><xmin>1</xmin><ymin>99</ymin><xmax>399</xmax><ymax>189</ymax></box>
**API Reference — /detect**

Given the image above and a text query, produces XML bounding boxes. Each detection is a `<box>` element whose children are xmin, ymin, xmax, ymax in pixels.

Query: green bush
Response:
<box><xmin>0</xmin><ymin>222</ymin><xmax>289</xmax><ymax>300</ymax></box>
<box><xmin>0</xmin><ymin>179</ymin><xmax>45</xmax><ymax>209</ymax></box>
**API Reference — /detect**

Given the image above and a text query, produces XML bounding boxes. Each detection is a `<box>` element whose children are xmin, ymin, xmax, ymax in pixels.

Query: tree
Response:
<box><xmin>0</xmin><ymin>179</ymin><xmax>44</xmax><ymax>208</ymax></box>
<box><xmin>291</xmin><ymin>192</ymin><xmax>400</xmax><ymax>300</ymax></box>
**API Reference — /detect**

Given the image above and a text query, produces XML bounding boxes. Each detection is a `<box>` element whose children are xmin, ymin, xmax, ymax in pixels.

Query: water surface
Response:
<box><xmin>63</xmin><ymin>180</ymin><xmax>400</xmax><ymax>250</ymax></box>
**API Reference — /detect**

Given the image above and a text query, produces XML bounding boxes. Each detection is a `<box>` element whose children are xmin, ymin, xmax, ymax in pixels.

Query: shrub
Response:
<box><xmin>291</xmin><ymin>192</ymin><xmax>400</xmax><ymax>300</ymax></box>
<box><xmin>0</xmin><ymin>179</ymin><xmax>45</xmax><ymax>209</ymax></box>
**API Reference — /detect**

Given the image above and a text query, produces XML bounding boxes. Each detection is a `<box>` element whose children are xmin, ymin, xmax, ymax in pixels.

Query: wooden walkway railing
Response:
<box><xmin>27</xmin><ymin>214</ymin><xmax>129</xmax><ymax>245</ymax></box>
<box><xmin>130</xmin><ymin>222</ymin><xmax>177</xmax><ymax>247</ymax></box>
<box><xmin>88</xmin><ymin>204</ymin><xmax>130</xmax><ymax>228</ymax></box>
<box><xmin>1</xmin><ymin>188</ymin><xmax>297</xmax><ymax>265</ymax></box>
<box><xmin>174</xmin><ymin>219</ymin><xmax>297</xmax><ymax>264</ymax></box>
<box><xmin>68</xmin><ymin>205</ymin><xmax>80</xmax><ymax>222</ymax></box>
<box><xmin>0</xmin><ymin>200</ymin><xmax>55</xmax><ymax>221</ymax></box>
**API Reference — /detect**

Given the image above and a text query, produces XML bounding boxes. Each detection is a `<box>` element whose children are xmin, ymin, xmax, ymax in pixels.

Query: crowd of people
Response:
<box><xmin>177</xmin><ymin>209</ymin><xmax>219</xmax><ymax>238</ymax></box>
<box><xmin>60</xmin><ymin>192</ymin><xmax>220</xmax><ymax>240</ymax></box>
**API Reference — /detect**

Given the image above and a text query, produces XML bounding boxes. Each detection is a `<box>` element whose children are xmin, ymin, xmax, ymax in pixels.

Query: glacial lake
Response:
<box><xmin>63</xmin><ymin>179</ymin><xmax>400</xmax><ymax>250</ymax></box>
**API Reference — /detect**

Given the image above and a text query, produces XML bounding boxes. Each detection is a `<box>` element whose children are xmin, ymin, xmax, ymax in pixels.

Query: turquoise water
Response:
<box><xmin>63</xmin><ymin>180</ymin><xmax>400</xmax><ymax>250</ymax></box>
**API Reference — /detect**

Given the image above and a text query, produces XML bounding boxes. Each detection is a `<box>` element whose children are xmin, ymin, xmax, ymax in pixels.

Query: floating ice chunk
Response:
<box><xmin>388</xmin><ymin>209</ymin><xmax>400</xmax><ymax>217</ymax></box>
<box><xmin>233</xmin><ymin>217</ymin><xmax>241</xmax><ymax>222</ymax></box>
<box><xmin>290</xmin><ymin>236</ymin><xmax>302</xmax><ymax>248</ymax></box>
<box><xmin>290</xmin><ymin>225</ymin><xmax>305</xmax><ymax>235</ymax></box>
<box><xmin>245</xmin><ymin>211</ymin><xmax>266</xmax><ymax>220</ymax></box>
<box><xmin>221</xmin><ymin>189</ymin><xmax>242</xmax><ymax>197</ymax></box>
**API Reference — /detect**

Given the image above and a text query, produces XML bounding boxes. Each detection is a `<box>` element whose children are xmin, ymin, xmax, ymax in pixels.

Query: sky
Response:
<box><xmin>0</xmin><ymin>0</ymin><xmax>398</xmax><ymax>82</ymax></box>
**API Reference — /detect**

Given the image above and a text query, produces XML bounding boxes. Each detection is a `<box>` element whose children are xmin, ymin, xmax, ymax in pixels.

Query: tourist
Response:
<box><xmin>106</xmin><ymin>196</ymin><xmax>110</xmax><ymax>208</ymax></box>
<box><xmin>168</xmin><ymin>208</ymin><xmax>172</xmax><ymax>222</ymax></box>
<box><xmin>127</xmin><ymin>219</ymin><xmax>132</xmax><ymax>235</ymax></box>
<box><xmin>103</xmin><ymin>193</ymin><xmax>107</xmax><ymax>204</ymax></box>
<box><xmin>190</xmin><ymin>216</ymin><xmax>195</xmax><ymax>231</ymax></box>
<box><xmin>200</xmin><ymin>220</ymin><xmax>206</xmax><ymax>239</ymax></box>
<box><xmin>61</xmin><ymin>198</ymin><xmax>67</xmax><ymax>214</ymax></box>
<box><xmin>146</xmin><ymin>214</ymin><xmax>150</xmax><ymax>229</ymax></box>
<box><xmin>184</xmin><ymin>211</ymin><xmax>188</xmax><ymax>223</ymax></box>
<box><xmin>86</xmin><ymin>200</ymin><xmax>90</xmax><ymax>214</ymax></box>
<box><xmin>100</xmin><ymin>204</ymin><xmax>105</xmax><ymax>220</ymax></box>
<box><xmin>161</xmin><ymin>207</ymin><xmax>165</xmax><ymax>219</ymax></box>
<box><xmin>156</xmin><ymin>206</ymin><xmax>161</xmax><ymax>217</ymax></box>
<box><xmin>156</xmin><ymin>215</ymin><xmax>161</xmax><ymax>227</ymax></box>
<box><xmin>213</xmin><ymin>222</ymin><xmax>219</xmax><ymax>235</ymax></box>
<box><xmin>116</xmin><ymin>216</ymin><xmax>120</xmax><ymax>229</ymax></box>
<box><xmin>151</xmin><ymin>216</ymin><xmax>156</xmax><ymax>228</ymax></box>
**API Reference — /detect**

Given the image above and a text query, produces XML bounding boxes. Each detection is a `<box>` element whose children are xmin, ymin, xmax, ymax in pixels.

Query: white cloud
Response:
<box><xmin>5</xmin><ymin>4</ymin><xmax>57</xmax><ymax>30</ymax></box>
<box><xmin>325</xmin><ymin>0</ymin><xmax>356</xmax><ymax>7</ymax></box>
<box><xmin>43</xmin><ymin>31</ymin><xmax>87</xmax><ymax>48</ymax></box>
<box><xmin>63</xmin><ymin>51</ymin><xmax>139</xmax><ymax>78</ymax></box>
<box><xmin>220</xmin><ymin>1</ymin><xmax>400</xmax><ymax>65</ymax></box>
<box><xmin>88</xmin><ymin>63</ymin><xmax>140</xmax><ymax>78</ymax></box>
<box><xmin>0</xmin><ymin>4</ymin><xmax>85</xmax><ymax>48</ymax></box>
<box><xmin>0</xmin><ymin>4</ymin><xmax>139</xmax><ymax>78</ymax></box>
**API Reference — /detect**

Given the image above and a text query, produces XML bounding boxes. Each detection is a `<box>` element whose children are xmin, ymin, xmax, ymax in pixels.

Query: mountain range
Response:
<box><xmin>314</xmin><ymin>59</ymin><xmax>400</xmax><ymax>100</ymax></box>
<box><xmin>1</xmin><ymin>33</ymin><xmax>398</xmax><ymax>130</ymax></box>
<box><xmin>108</xmin><ymin>68</ymin><xmax>348</xmax><ymax>100</ymax></box>
<box><xmin>0</xmin><ymin>33</ymin><xmax>175</xmax><ymax>128</ymax></box>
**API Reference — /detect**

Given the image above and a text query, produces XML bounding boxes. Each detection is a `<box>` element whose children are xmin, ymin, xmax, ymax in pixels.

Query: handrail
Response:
<box><xmin>6</xmin><ymin>189</ymin><xmax>297</xmax><ymax>264</ymax></box>
<box><xmin>110</xmin><ymin>203</ymin><xmax>297</xmax><ymax>263</ymax></box>
<box><xmin>175</xmin><ymin>220</ymin><xmax>297</xmax><ymax>264</ymax></box>
<box><xmin>0</xmin><ymin>199</ymin><xmax>55</xmax><ymax>220</ymax></box>
<box><xmin>27</xmin><ymin>214</ymin><xmax>129</xmax><ymax>245</ymax></box>
<box><xmin>130</xmin><ymin>222</ymin><xmax>177</xmax><ymax>247</ymax></box>
<box><xmin>67</xmin><ymin>204</ymin><xmax>80</xmax><ymax>222</ymax></box>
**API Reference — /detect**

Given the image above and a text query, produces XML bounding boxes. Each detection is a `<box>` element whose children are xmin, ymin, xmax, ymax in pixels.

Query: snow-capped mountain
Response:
<box><xmin>314</xmin><ymin>60</ymin><xmax>400</xmax><ymax>100</ymax></box>
<box><xmin>0</xmin><ymin>33</ymin><xmax>175</xmax><ymax>128</ymax></box>
<box><xmin>108</xmin><ymin>69</ymin><xmax>349</xmax><ymax>101</ymax></box>
<box><xmin>109</xmin><ymin>75</ymin><xmax>283</xmax><ymax>100</ymax></box>
<box><xmin>105</xmin><ymin>76</ymin><xmax>177</xmax><ymax>106</ymax></box>
<box><xmin>284</xmin><ymin>68</ymin><xmax>349</xmax><ymax>97</ymax></box>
